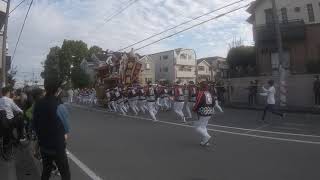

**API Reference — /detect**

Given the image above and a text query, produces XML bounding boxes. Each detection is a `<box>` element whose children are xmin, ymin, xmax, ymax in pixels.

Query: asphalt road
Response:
<box><xmin>56</xmin><ymin>104</ymin><xmax>320</xmax><ymax>180</ymax></box>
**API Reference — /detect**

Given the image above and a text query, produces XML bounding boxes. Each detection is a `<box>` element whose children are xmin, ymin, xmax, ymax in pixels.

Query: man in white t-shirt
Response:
<box><xmin>261</xmin><ymin>80</ymin><xmax>284</xmax><ymax>122</ymax></box>
<box><xmin>0</xmin><ymin>87</ymin><xmax>25</xmax><ymax>141</ymax></box>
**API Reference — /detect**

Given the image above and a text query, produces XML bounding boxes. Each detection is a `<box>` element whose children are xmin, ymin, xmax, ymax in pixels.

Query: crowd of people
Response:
<box><xmin>0</xmin><ymin>79</ymin><xmax>71</xmax><ymax>180</ymax></box>
<box><xmin>68</xmin><ymin>88</ymin><xmax>97</xmax><ymax>106</ymax></box>
<box><xmin>94</xmin><ymin>80</ymin><xmax>224</xmax><ymax>146</ymax></box>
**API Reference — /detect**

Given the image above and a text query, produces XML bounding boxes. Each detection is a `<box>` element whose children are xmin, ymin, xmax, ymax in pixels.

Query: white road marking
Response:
<box><xmin>70</xmin><ymin>104</ymin><xmax>320</xmax><ymax>145</ymax></box>
<box><xmin>204</xmin><ymin>123</ymin><xmax>320</xmax><ymax>138</ymax></box>
<box><xmin>283</xmin><ymin>122</ymin><xmax>308</xmax><ymax>127</ymax></box>
<box><xmin>67</xmin><ymin>150</ymin><xmax>103</xmax><ymax>180</ymax></box>
<box><xmin>244</xmin><ymin>124</ymin><xmax>269</xmax><ymax>134</ymax></box>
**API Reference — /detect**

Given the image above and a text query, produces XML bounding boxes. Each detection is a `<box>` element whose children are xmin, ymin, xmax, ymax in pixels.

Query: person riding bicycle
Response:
<box><xmin>0</xmin><ymin>87</ymin><xmax>25</xmax><ymax>142</ymax></box>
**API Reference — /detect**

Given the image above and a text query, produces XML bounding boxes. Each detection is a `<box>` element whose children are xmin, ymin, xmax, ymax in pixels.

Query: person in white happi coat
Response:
<box><xmin>67</xmin><ymin>89</ymin><xmax>74</xmax><ymax>103</ymax></box>
<box><xmin>106</xmin><ymin>89</ymin><xmax>116</xmax><ymax>112</ymax></box>
<box><xmin>185</xmin><ymin>81</ymin><xmax>197</xmax><ymax>119</ymax></box>
<box><xmin>172</xmin><ymin>81</ymin><xmax>186</xmax><ymax>123</ymax></box>
<box><xmin>146</xmin><ymin>82</ymin><xmax>158</xmax><ymax>122</ymax></box>
<box><xmin>115</xmin><ymin>87</ymin><xmax>127</xmax><ymax>115</ymax></box>
<box><xmin>137</xmin><ymin>86</ymin><xmax>148</xmax><ymax>114</ymax></box>
<box><xmin>127</xmin><ymin>86</ymin><xmax>139</xmax><ymax>115</ymax></box>
<box><xmin>193</xmin><ymin>81</ymin><xmax>214</xmax><ymax>146</ymax></box>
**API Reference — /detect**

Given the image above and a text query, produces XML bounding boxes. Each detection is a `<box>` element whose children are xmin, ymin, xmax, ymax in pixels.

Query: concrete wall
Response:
<box><xmin>255</xmin><ymin>0</ymin><xmax>320</xmax><ymax>26</ymax></box>
<box><xmin>228</xmin><ymin>74</ymin><xmax>319</xmax><ymax>107</ymax></box>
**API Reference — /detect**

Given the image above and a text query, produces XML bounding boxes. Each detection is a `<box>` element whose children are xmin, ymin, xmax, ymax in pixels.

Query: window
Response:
<box><xmin>146</xmin><ymin>63</ymin><xmax>150</xmax><ymax>70</ymax></box>
<box><xmin>281</xmin><ymin>8</ymin><xmax>288</xmax><ymax>22</ymax></box>
<box><xmin>163</xmin><ymin>55</ymin><xmax>168</xmax><ymax>60</ymax></box>
<box><xmin>198</xmin><ymin>66</ymin><xmax>205</xmax><ymax>71</ymax></box>
<box><xmin>163</xmin><ymin>67</ymin><xmax>169</xmax><ymax>72</ymax></box>
<box><xmin>307</xmin><ymin>4</ymin><xmax>315</xmax><ymax>22</ymax></box>
<box><xmin>294</xmin><ymin>7</ymin><xmax>301</xmax><ymax>12</ymax></box>
<box><xmin>180</xmin><ymin>54</ymin><xmax>187</xmax><ymax>60</ymax></box>
<box><xmin>265</xmin><ymin>9</ymin><xmax>274</xmax><ymax>24</ymax></box>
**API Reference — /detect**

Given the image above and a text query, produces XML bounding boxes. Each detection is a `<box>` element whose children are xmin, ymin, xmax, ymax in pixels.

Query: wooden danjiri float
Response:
<box><xmin>94</xmin><ymin>49</ymin><xmax>142</xmax><ymax>104</ymax></box>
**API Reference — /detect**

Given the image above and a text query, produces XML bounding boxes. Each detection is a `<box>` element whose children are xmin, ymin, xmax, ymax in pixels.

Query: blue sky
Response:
<box><xmin>7</xmin><ymin>0</ymin><xmax>254</xmax><ymax>85</ymax></box>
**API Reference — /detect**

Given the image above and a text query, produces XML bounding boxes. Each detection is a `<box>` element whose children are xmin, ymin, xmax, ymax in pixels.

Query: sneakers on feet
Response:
<box><xmin>200</xmin><ymin>135</ymin><xmax>211</xmax><ymax>147</ymax></box>
<box><xmin>182</xmin><ymin>117</ymin><xmax>187</xmax><ymax>123</ymax></box>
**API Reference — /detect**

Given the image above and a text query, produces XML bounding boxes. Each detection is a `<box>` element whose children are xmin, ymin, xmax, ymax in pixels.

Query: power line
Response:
<box><xmin>11</xmin><ymin>0</ymin><xmax>33</xmax><ymax>64</ymax></box>
<box><xmin>135</xmin><ymin>4</ymin><xmax>250</xmax><ymax>51</ymax></box>
<box><xmin>9</xmin><ymin>0</ymin><xmax>29</xmax><ymax>14</ymax></box>
<box><xmin>105</xmin><ymin>0</ymin><xmax>139</xmax><ymax>23</ymax></box>
<box><xmin>118</xmin><ymin>0</ymin><xmax>248</xmax><ymax>51</ymax></box>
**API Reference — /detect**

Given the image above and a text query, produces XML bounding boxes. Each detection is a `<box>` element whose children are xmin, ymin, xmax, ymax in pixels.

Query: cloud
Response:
<box><xmin>7</xmin><ymin>0</ymin><xmax>254</xmax><ymax>83</ymax></box>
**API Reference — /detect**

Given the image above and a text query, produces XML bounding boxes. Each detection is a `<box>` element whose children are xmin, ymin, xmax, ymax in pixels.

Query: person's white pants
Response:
<box><xmin>173</xmin><ymin>101</ymin><xmax>185</xmax><ymax>121</ymax></box>
<box><xmin>160</xmin><ymin>97</ymin><xmax>170</xmax><ymax>110</ymax></box>
<box><xmin>138</xmin><ymin>100</ymin><xmax>148</xmax><ymax>114</ymax></box>
<box><xmin>147</xmin><ymin>102</ymin><xmax>158</xmax><ymax>121</ymax></box>
<box><xmin>69</xmin><ymin>96</ymin><xmax>73</xmax><ymax>103</ymax></box>
<box><xmin>185</xmin><ymin>102</ymin><xmax>195</xmax><ymax>118</ymax></box>
<box><xmin>117</xmin><ymin>102</ymin><xmax>127</xmax><ymax>115</ymax></box>
<box><xmin>194</xmin><ymin>116</ymin><xmax>211</xmax><ymax>142</ymax></box>
<box><xmin>129</xmin><ymin>99</ymin><xmax>139</xmax><ymax>115</ymax></box>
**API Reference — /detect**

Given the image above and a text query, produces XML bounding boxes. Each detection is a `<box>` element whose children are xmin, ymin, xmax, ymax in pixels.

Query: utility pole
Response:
<box><xmin>1</xmin><ymin>0</ymin><xmax>10</xmax><ymax>87</ymax></box>
<box><xmin>271</xmin><ymin>0</ymin><xmax>287</xmax><ymax>106</ymax></box>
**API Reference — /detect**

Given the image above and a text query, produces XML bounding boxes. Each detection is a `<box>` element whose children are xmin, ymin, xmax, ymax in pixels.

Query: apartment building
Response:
<box><xmin>149</xmin><ymin>48</ymin><xmax>196</xmax><ymax>84</ymax></box>
<box><xmin>247</xmin><ymin>0</ymin><xmax>320</xmax><ymax>75</ymax></box>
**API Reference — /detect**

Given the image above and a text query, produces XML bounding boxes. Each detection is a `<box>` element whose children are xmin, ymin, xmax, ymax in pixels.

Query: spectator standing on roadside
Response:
<box><xmin>33</xmin><ymin>77</ymin><xmax>71</xmax><ymax>180</ymax></box>
<box><xmin>313</xmin><ymin>75</ymin><xmax>320</xmax><ymax>107</ymax></box>
<box><xmin>248</xmin><ymin>80</ymin><xmax>258</xmax><ymax>106</ymax></box>
<box><xmin>0</xmin><ymin>87</ymin><xmax>25</xmax><ymax>141</ymax></box>
<box><xmin>216</xmin><ymin>81</ymin><xmax>226</xmax><ymax>105</ymax></box>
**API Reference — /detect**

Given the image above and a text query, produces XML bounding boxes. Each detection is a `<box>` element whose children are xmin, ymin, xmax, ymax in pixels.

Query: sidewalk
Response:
<box><xmin>0</xmin><ymin>142</ymin><xmax>40</xmax><ymax>180</ymax></box>
<box><xmin>227</xmin><ymin>102</ymin><xmax>320</xmax><ymax>114</ymax></box>
<box><xmin>0</xmin><ymin>159</ymin><xmax>17</xmax><ymax>180</ymax></box>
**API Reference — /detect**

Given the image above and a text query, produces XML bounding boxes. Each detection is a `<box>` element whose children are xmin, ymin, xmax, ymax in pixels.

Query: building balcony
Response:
<box><xmin>254</xmin><ymin>20</ymin><xmax>305</xmax><ymax>42</ymax></box>
<box><xmin>176</xmin><ymin>70</ymin><xmax>195</xmax><ymax>78</ymax></box>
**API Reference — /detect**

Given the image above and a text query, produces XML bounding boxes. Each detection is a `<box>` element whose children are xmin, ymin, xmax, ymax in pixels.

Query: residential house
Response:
<box><xmin>138</xmin><ymin>55</ymin><xmax>155</xmax><ymax>85</ymax></box>
<box><xmin>197</xmin><ymin>56</ymin><xmax>228</xmax><ymax>81</ymax></box>
<box><xmin>247</xmin><ymin>0</ymin><xmax>320</xmax><ymax>75</ymax></box>
<box><xmin>80</xmin><ymin>54</ymin><xmax>108</xmax><ymax>82</ymax></box>
<box><xmin>196</xmin><ymin>59</ymin><xmax>211</xmax><ymax>81</ymax></box>
<box><xmin>149</xmin><ymin>48</ymin><xmax>196</xmax><ymax>84</ymax></box>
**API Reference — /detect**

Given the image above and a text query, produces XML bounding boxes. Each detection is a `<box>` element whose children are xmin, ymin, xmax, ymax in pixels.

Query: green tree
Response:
<box><xmin>88</xmin><ymin>45</ymin><xmax>103</xmax><ymax>58</ymax></box>
<box><xmin>42</xmin><ymin>40</ymin><xmax>89</xmax><ymax>84</ymax></box>
<box><xmin>41</xmin><ymin>46</ymin><xmax>62</xmax><ymax>81</ymax></box>
<box><xmin>71</xmin><ymin>66</ymin><xmax>91</xmax><ymax>89</ymax></box>
<box><xmin>227</xmin><ymin>46</ymin><xmax>256</xmax><ymax>77</ymax></box>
